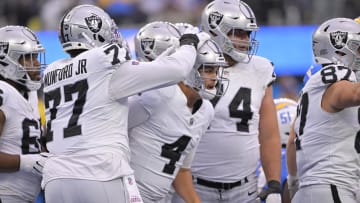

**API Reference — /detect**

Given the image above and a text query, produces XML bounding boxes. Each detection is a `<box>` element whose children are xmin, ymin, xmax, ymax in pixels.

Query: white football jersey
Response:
<box><xmin>294</xmin><ymin>64</ymin><xmax>360</xmax><ymax>192</ymax></box>
<box><xmin>191</xmin><ymin>55</ymin><xmax>276</xmax><ymax>182</ymax></box>
<box><xmin>0</xmin><ymin>82</ymin><xmax>42</xmax><ymax>201</ymax></box>
<box><xmin>42</xmin><ymin>43</ymin><xmax>196</xmax><ymax>187</ymax></box>
<box><xmin>128</xmin><ymin>85</ymin><xmax>214</xmax><ymax>201</ymax></box>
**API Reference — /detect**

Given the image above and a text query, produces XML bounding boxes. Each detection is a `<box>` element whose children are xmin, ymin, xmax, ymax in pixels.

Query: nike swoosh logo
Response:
<box><xmin>248</xmin><ymin>191</ymin><xmax>256</xmax><ymax>196</ymax></box>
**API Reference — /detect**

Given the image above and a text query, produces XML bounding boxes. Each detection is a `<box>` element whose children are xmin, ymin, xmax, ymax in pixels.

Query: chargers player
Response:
<box><xmin>129</xmin><ymin>21</ymin><xmax>228</xmax><ymax>203</ymax></box>
<box><xmin>42</xmin><ymin>5</ymin><xmax>210</xmax><ymax>203</ymax></box>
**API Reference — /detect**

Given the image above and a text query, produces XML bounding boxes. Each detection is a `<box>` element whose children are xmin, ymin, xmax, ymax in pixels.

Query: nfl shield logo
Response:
<box><xmin>330</xmin><ymin>31</ymin><xmax>347</xmax><ymax>49</ymax></box>
<box><xmin>141</xmin><ymin>38</ymin><xmax>155</xmax><ymax>55</ymax></box>
<box><xmin>127</xmin><ymin>177</ymin><xmax>133</xmax><ymax>185</ymax></box>
<box><xmin>208</xmin><ymin>12</ymin><xmax>223</xmax><ymax>29</ymax></box>
<box><xmin>85</xmin><ymin>14</ymin><xmax>102</xmax><ymax>33</ymax></box>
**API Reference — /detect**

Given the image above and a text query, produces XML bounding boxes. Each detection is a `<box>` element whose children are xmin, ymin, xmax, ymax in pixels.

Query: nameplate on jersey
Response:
<box><xmin>43</xmin><ymin>59</ymin><xmax>87</xmax><ymax>87</ymax></box>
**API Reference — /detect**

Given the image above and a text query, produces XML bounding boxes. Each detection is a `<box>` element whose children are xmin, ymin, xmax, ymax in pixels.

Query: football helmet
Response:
<box><xmin>134</xmin><ymin>21</ymin><xmax>181</xmax><ymax>61</ymax></box>
<box><xmin>200</xmin><ymin>0</ymin><xmax>259</xmax><ymax>63</ymax></box>
<box><xmin>312</xmin><ymin>18</ymin><xmax>360</xmax><ymax>76</ymax></box>
<box><xmin>0</xmin><ymin>25</ymin><xmax>45</xmax><ymax>91</ymax></box>
<box><xmin>185</xmin><ymin>39</ymin><xmax>229</xmax><ymax>100</ymax></box>
<box><xmin>59</xmin><ymin>4</ymin><xmax>127</xmax><ymax>53</ymax></box>
<box><xmin>274</xmin><ymin>98</ymin><xmax>297</xmax><ymax>146</ymax></box>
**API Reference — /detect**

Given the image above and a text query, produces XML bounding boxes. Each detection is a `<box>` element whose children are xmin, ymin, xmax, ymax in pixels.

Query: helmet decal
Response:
<box><xmin>140</xmin><ymin>38</ymin><xmax>155</xmax><ymax>55</ymax></box>
<box><xmin>85</xmin><ymin>14</ymin><xmax>102</xmax><ymax>33</ymax></box>
<box><xmin>208</xmin><ymin>12</ymin><xmax>223</xmax><ymax>29</ymax></box>
<box><xmin>330</xmin><ymin>31</ymin><xmax>347</xmax><ymax>49</ymax></box>
<box><xmin>0</xmin><ymin>42</ymin><xmax>9</xmax><ymax>59</ymax></box>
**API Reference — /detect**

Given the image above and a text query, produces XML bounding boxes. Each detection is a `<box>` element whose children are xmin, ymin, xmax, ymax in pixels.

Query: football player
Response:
<box><xmin>41</xmin><ymin>5</ymin><xmax>209</xmax><ymax>203</ymax></box>
<box><xmin>183</xmin><ymin>0</ymin><xmax>282</xmax><ymax>202</ymax></box>
<box><xmin>0</xmin><ymin>25</ymin><xmax>48</xmax><ymax>203</ymax></box>
<box><xmin>129</xmin><ymin>21</ymin><xmax>228</xmax><ymax>203</ymax></box>
<box><xmin>288</xmin><ymin>17</ymin><xmax>360</xmax><ymax>203</ymax></box>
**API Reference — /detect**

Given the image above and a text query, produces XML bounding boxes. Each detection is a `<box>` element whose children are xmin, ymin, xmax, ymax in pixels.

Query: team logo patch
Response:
<box><xmin>208</xmin><ymin>12</ymin><xmax>223</xmax><ymax>29</ymax></box>
<box><xmin>85</xmin><ymin>14</ymin><xmax>102</xmax><ymax>33</ymax></box>
<box><xmin>330</xmin><ymin>31</ymin><xmax>347</xmax><ymax>49</ymax></box>
<box><xmin>189</xmin><ymin>118</ymin><xmax>194</xmax><ymax>125</ymax></box>
<box><xmin>140</xmin><ymin>38</ymin><xmax>155</xmax><ymax>55</ymax></box>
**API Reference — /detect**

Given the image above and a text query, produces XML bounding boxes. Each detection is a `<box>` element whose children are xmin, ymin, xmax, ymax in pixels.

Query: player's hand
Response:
<box><xmin>20</xmin><ymin>152</ymin><xmax>52</xmax><ymax>176</ymax></box>
<box><xmin>287</xmin><ymin>175</ymin><xmax>299</xmax><ymax>199</ymax></box>
<box><xmin>258</xmin><ymin>180</ymin><xmax>282</xmax><ymax>203</ymax></box>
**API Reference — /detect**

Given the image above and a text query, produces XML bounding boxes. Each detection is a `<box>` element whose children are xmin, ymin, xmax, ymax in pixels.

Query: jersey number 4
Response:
<box><xmin>160</xmin><ymin>135</ymin><xmax>191</xmax><ymax>175</ymax></box>
<box><xmin>44</xmin><ymin>79</ymin><xmax>88</xmax><ymax>142</ymax></box>
<box><xmin>211</xmin><ymin>87</ymin><xmax>253</xmax><ymax>132</ymax></box>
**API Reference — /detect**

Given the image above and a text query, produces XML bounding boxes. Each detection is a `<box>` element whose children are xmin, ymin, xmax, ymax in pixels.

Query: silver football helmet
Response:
<box><xmin>185</xmin><ymin>39</ymin><xmax>229</xmax><ymax>100</ymax></box>
<box><xmin>312</xmin><ymin>18</ymin><xmax>360</xmax><ymax>76</ymax></box>
<box><xmin>134</xmin><ymin>21</ymin><xmax>180</xmax><ymax>61</ymax></box>
<box><xmin>0</xmin><ymin>25</ymin><xmax>45</xmax><ymax>91</ymax></box>
<box><xmin>274</xmin><ymin>98</ymin><xmax>297</xmax><ymax>146</ymax></box>
<box><xmin>200</xmin><ymin>0</ymin><xmax>259</xmax><ymax>63</ymax></box>
<box><xmin>59</xmin><ymin>4</ymin><xmax>127</xmax><ymax>53</ymax></box>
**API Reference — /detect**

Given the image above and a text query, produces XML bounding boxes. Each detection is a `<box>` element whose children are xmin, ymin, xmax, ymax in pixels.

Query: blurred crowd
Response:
<box><xmin>0</xmin><ymin>0</ymin><xmax>359</xmax><ymax>31</ymax></box>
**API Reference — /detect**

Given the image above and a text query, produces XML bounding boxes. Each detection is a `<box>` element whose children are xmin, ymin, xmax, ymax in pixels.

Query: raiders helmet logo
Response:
<box><xmin>208</xmin><ymin>12</ymin><xmax>223</xmax><ymax>29</ymax></box>
<box><xmin>330</xmin><ymin>31</ymin><xmax>347</xmax><ymax>49</ymax></box>
<box><xmin>0</xmin><ymin>42</ymin><xmax>9</xmax><ymax>60</ymax></box>
<box><xmin>140</xmin><ymin>38</ymin><xmax>155</xmax><ymax>55</ymax></box>
<box><xmin>85</xmin><ymin>14</ymin><xmax>102</xmax><ymax>33</ymax></box>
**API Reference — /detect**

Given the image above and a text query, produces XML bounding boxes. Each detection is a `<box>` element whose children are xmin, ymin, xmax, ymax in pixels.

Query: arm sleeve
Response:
<box><xmin>127</xmin><ymin>96</ymin><xmax>151</xmax><ymax>129</ymax></box>
<box><xmin>108</xmin><ymin>45</ymin><xmax>196</xmax><ymax>100</ymax></box>
<box><xmin>182</xmin><ymin>144</ymin><xmax>197</xmax><ymax>169</ymax></box>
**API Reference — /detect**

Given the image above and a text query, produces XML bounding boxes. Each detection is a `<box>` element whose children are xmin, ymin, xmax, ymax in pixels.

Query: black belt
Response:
<box><xmin>196</xmin><ymin>177</ymin><xmax>248</xmax><ymax>190</ymax></box>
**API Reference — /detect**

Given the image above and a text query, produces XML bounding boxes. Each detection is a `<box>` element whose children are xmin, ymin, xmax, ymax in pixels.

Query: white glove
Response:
<box><xmin>287</xmin><ymin>175</ymin><xmax>299</xmax><ymax>199</ymax></box>
<box><xmin>175</xmin><ymin>23</ymin><xmax>196</xmax><ymax>35</ymax></box>
<box><xmin>20</xmin><ymin>152</ymin><xmax>52</xmax><ymax>176</ymax></box>
<box><xmin>265</xmin><ymin>193</ymin><xmax>281</xmax><ymax>203</ymax></box>
<box><xmin>196</xmin><ymin>32</ymin><xmax>211</xmax><ymax>50</ymax></box>
<box><xmin>182</xmin><ymin>25</ymin><xmax>199</xmax><ymax>35</ymax></box>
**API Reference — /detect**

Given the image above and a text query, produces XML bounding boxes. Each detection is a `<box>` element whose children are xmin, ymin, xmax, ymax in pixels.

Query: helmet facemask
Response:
<box><xmin>0</xmin><ymin>26</ymin><xmax>46</xmax><ymax>91</ymax></box>
<box><xmin>184</xmin><ymin>39</ymin><xmax>229</xmax><ymax>100</ymax></box>
<box><xmin>194</xmin><ymin>64</ymin><xmax>229</xmax><ymax>100</ymax></box>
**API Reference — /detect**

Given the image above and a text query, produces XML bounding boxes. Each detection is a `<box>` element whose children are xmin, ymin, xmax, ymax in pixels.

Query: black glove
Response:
<box><xmin>179</xmin><ymin>34</ymin><xmax>199</xmax><ymax>49</ymax></box>
<box><xmin>258</xmin><ymin>180</ymin><xmax>282</xmax><ymax>202</ymax></box>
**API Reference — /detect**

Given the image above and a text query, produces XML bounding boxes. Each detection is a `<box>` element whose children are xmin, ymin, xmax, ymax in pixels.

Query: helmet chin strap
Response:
<box><xmin>199</xmin><ymin>88</ymin><xmax>217</xmax><ymax>100</ymax></box>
